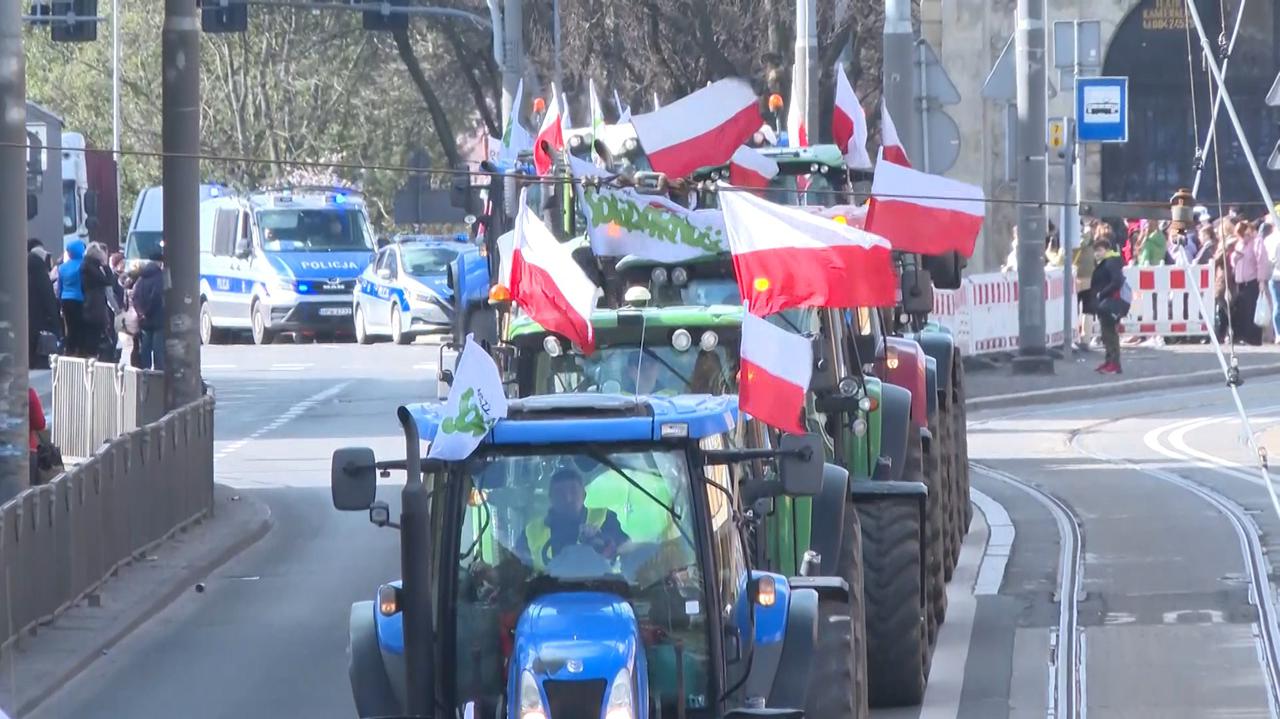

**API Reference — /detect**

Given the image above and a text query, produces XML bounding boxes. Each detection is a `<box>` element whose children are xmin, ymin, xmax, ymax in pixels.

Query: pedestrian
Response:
<box><xmin>57</xmin><ymin>239</ymin><xmax>89</xmax><ymax>357</ymax></box>
<box><xmin>28</xmin><ymin>386</ymin><xmax>45</xmax><ymax>488</ymax></box>
<box><xmin>1227</xmin><ymin>220</ymin><xmax>1264</xmax><ymax>346</ymax></box>
<box><xmin>1074</xmin><ymin>220</ymin><xmax>1098</xmax><ymax>349</ymax></box>
<box><xmin>81</xmin><ymin>241</ymin><xmax>116</xmax><ymax>361</ymax></box>
<box><xmin>27</xmin><ymin>240</ymin><xmax>61</xmax><ymax>369</ymax></box>
<box><xmin>1089</xmin><ymin>237</ymin><xmax>1131</xmax><ymax>374</ymax></box>
<box><xmin>1195</xmin><ymin>224</ymin><xmax>1219</xmax><ymax>264</ymax></box>
<box><xmin>131</xmin><ymin>249</ymin><xmax>166</xmax><ymax>370</ymax></box>
<box><xmin>1136</xmin><ymin>219</ymin><xmax>1168</xmax><ymax>266</ymax></box>
<box><xmin>1213</xmin><ymin>228</ymin><xmax>1237</xmax><ymax>344</ymax></box>
<box><xmin>1261</xmin><ymin>221</ymin><xmax>1280</xmax><ymax>343</ymax></box>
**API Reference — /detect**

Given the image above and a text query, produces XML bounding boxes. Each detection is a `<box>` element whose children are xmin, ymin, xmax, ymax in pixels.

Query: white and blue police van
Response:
<box><xmin>197</xmin><ymin>186</ymin><xmax>377</xmax><ymax>345</ymax></box>
<box><xmin>123</xmin><ymin>182</ymin><xmax>231</xmax><ymax>272</ymax></box>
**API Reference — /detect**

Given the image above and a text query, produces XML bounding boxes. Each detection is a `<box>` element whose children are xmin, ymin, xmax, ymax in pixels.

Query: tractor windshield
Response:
<box><xmin>452</xmin><ymin>446</ymin><xmax>713</xmax><ymax>715</ymax></box>
<box><xmin>533</xmin><ymin>344</ymin><xmax>739</xmax><ymax>397</ymax></box>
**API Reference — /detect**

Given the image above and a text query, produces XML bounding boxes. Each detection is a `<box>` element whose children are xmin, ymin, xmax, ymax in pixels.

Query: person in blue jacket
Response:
<box><xmin>57</xmin><ymin>240</ymin><xmax>89</xmax><ymax>358</ymax></box>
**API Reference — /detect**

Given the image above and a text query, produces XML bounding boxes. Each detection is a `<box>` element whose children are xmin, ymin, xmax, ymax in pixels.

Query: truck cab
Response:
<box><xmin>197</xmin><ymin>185</ymin><xmax>377</xmax><ymax>344</ymax></box>
<box><xmin>332</xmin><ymin>393</ymin><xmax>834</xmax><ymax>719</ymax></box>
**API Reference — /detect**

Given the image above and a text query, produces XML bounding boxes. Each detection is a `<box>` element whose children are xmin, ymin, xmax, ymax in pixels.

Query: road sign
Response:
<box><xmin>1267</xmin><ymin>71</ymin><xmax>1280</xmax><ymax>107</ymax></box>
<box><xmin>922</xmin><ymin>108</ymin><xmax>962</xmax><ymax>174</ymax></box>
<box><xmin>1053</xmin><ymin>20</ymin><xmax>1101</xmax><ymax>70</ymax></box>
<box><xmin>913</xmin><ymin>40</ymin><xmax>960</xmax><ymax>106</ymax></box>
<box><xmin>1268</xmin><ymin>139</ymin><xmax>1280</xmax><ymax>171</ymax></box>
<box><xmin>1076</xmin><ymin>77</ymin><xmax>1128</xmax><ymax>143</ymax></box>
<box><xmin>982</xmin><ymin>34</ymin><xmax>1016</xmax><ymax>102</ymax></box>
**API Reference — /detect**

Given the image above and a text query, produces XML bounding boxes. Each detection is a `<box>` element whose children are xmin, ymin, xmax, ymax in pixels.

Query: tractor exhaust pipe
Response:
<box><xmin>398</xmin><ymin>405</ymin><xmax>437</xmax><ymax>716</ymax></box>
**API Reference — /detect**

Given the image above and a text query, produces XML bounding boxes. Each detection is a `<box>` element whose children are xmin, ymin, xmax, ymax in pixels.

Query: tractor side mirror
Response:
<box><xmin>778</xmin><ymin>433</ymin><xmax>823</xmax><ymax>497</ymax></box>
<box><xmin>331</xmin><ymin>447</ymin><xmax>377</xmax><ymax>511</ymax></box>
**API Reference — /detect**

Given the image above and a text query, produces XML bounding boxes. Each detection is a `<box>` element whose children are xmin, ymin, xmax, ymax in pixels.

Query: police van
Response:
<box><xmin>198</xmin><ymin>186</ymin><xmax>377</xmax><ymax>345</ymax></box>
<box><xmin>123</xmin><ymin>182</ymin><xmax>230</xmax><ymax>272</ymax></box>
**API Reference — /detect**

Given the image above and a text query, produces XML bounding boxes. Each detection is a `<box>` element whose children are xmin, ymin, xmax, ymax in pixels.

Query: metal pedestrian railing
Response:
<box><xmin>1</xmin><ymin>367</ymin><xmax>214</xmax><ymax>650</ymax></box>
<box><xmin>50</xmin><ymin>357</ymin><xmax>167</xmax><ymax>462</ymax></box>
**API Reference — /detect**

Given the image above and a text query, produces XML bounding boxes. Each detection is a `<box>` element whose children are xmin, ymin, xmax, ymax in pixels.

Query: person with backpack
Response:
<box><xmin>1089</xmin><ymin>237</ymin><xmax>1132</xmax><ymax>375</ymax></box>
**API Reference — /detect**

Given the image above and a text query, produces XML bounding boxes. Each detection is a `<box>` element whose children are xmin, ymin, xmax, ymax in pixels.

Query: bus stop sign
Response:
<box><xmin>1076</xmin><ymin>77</ymin><xmax>1128</xmax><ymax>143</ymax></box>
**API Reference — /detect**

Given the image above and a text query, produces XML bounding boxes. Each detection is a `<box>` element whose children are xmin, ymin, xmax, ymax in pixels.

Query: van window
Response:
<box><xmin>127</xmin><ymin>231</ymin><xmax>164</xmax><ymax>260</ymax></box>
<box><xmin>212</xmin><ymin>209</ymin><xmax>238</xmax><ymax>257</ymax></box>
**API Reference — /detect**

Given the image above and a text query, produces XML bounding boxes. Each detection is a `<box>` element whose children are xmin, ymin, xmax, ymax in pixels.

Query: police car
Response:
<box><xmin>353</xmin><ymin>234</ymin><xmax>486</xmax><ymax>345</ymax></box>
<box><xmin>198</xmin><ymin>186</ymin><xmax>377</xmax><ymax>345</ymax></box>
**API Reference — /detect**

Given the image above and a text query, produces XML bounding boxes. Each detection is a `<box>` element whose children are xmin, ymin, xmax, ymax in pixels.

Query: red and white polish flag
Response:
<box><xmin>720</xmin><ymin>186</ymin><xmax>897</xmax><ymax>315</ymax></box>
<box><xmin>533</xmin><ymin>90</ymin><xmax>565</xmax><ymax>176</ymax></box>
<box><xmin>629</xmin><ymin>79</ymin><xmax>761</xmax><ymax>178</ymax></box>
<box><xmin>832</xmin><ymin>64</ymin><xmax>872</xmax><ymax>170</ymax></box>
<box><xmin>510</xmin><ymin>196</ymin><xmax>599</xmax><ymax>353</ymax></box>
<box><xmin>880</xmin><ymin>99</ymin><xmax>911</xmax><ymax>168</ymax></box>
<box><xmin>740</xmin><ymin>310</ymin><xmax>812</xmax><ymax>434</ymax></box>
<box><xmin>864</xmin><ymin>152</ymin><xmax>985</xmax><ymax>258</ymax></box>
<box><xmin>728</xmin><ymin>146</ymin><xmax>779</xmax><ymax>191</ymax></box>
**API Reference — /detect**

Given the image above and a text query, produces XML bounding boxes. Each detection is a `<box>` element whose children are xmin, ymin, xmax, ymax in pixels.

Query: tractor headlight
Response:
<box><xmin>604</xmin><ymin>668</ymin><xmax>635</xmax><ymax>719</ymax></box>
<box><xmin>519</xmin><ymin>670</ymin><xmax>547</xmax><ymax>719</ymax></box>
<box><xmin>543</xmin><ymin>336</ymin><xmax>563</xmax><ymax>358</ymax></box>
<box><xmin>671</xmin><ymin>328</ymin><xmax>692</xmax><ymax>352</ymax></box>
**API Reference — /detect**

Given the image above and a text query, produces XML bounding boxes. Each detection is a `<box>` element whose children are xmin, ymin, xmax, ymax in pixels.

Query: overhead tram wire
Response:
<box><xmin>1169</xmin><ymin>0</ymin><xmax>1278</xmax><ymax>524</ymax></box>
<box><xmin>1</xmin><ymin>138</ymin><xmax>1275</xmax><ymax>210</ymax></box>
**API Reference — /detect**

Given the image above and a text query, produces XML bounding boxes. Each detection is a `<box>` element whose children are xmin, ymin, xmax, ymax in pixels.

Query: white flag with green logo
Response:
<box><xmin>499</xmin><ymin>79</ymin><xmax>533</xmax><ymax>163</ymax></box>
<box><xmin>428</xmin><ymin>335</ymin><xmax>508</xmax><ymax>461</ymax></box>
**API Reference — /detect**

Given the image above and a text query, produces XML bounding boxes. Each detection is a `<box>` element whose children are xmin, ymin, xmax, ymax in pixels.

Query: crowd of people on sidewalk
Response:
<box><xmin>999</xmin><ymin>205</ymin><xmax>1280</xmax><ymax>374</ymax></box>
<box><xmin>26</xmin><ymin>239</ymin><xmax>167</xmax><ymax>372</ymax></box>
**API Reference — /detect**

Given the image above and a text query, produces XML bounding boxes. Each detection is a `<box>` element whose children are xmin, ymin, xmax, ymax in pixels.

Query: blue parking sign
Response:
<box><xmin>1076</xmin><ymin>77</ymin><xmax>1128</xmax><ymax>143</ymax></box>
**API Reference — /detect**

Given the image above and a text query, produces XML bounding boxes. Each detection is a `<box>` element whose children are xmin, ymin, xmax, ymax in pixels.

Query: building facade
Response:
<box><xmin>922</xmin><ymin>0</ymin><xmax>1280</xmax><ymax>271</ymax></box>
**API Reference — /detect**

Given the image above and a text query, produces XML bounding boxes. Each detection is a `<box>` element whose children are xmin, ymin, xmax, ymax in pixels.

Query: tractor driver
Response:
<box><xmin>519</xmin><ymin>468</ymin><xmax>631</xmax><ymax>571</ymax></box>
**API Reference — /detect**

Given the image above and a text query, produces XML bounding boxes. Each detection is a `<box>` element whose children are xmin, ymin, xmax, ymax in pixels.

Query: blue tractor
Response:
<box><xmin>331</xmin><ymin>393</ymin><xmax>856</xmax><ymax>718</ymax></box>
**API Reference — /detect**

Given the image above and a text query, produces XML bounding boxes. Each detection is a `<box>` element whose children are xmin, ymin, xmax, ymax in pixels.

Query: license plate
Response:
<box><xmin>319</xmin><ymin>307</ymin><xmax>353</xmax><ymax>317</ymax></box>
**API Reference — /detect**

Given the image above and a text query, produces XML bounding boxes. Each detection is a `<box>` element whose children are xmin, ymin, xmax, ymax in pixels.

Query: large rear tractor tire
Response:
<box><xmin>804</xmin><ymin>501</ymin><xmax>870</xmax><ymax>719</ymax></box>
<box><xmin>858</xmin><ymin>497</ymin><xmax>929</xmax><ymax>707</ymax></box>
<box><xmin>910</xmin><ymin>432</ymin><xmax>947</xmax><ymax>641</ymax></box>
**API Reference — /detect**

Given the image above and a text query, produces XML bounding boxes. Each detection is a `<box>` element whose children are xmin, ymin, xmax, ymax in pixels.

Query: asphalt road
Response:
<box><xmin>28</xmin><ymin>339</ymin><xmax>1280</xmax><ymax>719</ymax></box>
<box><xmin>29</xmin><ymin>338</ymin><xmax>444</xmax><ymax>719</ymax></box>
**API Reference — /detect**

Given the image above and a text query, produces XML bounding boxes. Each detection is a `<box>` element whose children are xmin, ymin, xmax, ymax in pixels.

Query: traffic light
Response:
<box><xmin>359</xmin><ymin>0</ymin><xmax>408</xmax><ymax>32</ymax></box>
<box><xmin>199</xmin><ymin>0</ymin><xmax>248</xmax><ymax>33</ymax></box>
<box><xmin>49</xmin><ymin>0</ymin><xmax>98</xmax><ymax>43</ymax></box>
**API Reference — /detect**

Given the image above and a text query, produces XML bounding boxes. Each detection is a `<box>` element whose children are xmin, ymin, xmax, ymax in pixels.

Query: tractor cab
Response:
<box><xmin>332</xmin><ymin>393</ymin><xmax>837</xmax><ymax>719</ymax></box>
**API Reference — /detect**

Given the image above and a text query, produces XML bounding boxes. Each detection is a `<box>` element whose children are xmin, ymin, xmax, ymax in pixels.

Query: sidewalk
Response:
<box><xmin>965</xmin><ymin>342</ymin><xmax>1280</xmax><ymax>410</ymax></box>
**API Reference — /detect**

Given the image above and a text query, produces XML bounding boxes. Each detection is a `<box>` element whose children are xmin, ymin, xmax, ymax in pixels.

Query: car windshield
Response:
<box><xmin>256</xmin><ymin>208</ymin><xmax>372</xmax><ymax>252</ymax></box>
<box><xmin>401</xmin><ymin>245</ymin><xmax>458</xmax><ymax>276</ymax></box>
<box><xmin>453</xmin><ymin>447</ymin><xmax>712</xmax><ymax>715</ymax></box>
<box><xmin>125</xmin><ymin>230</ymin><xmax>164</xmax><ymax>260</ymax></box>
<box><xmin>533</xmin><ymin>343</ymin><xmax>740</xmax><ymax>396</ymax></box>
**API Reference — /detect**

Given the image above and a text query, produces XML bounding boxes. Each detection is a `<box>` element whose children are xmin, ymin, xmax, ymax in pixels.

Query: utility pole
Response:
<box><xmin>882</xmin><ymin>0</ymin><xmax>917</xmax><ymax>161</ymax></box>
<box><xmin>501</xmin><ymin>0</ymin><xmax>523</xmax><ymax>120</ymax></box>
<box><xmin>551</xmin><ymin>0</ymin><xmax>563</xmax><ymax>106</ymax></box>
<box><xmin>0</xmin><ymin>0</ymin><xmax>28</xmax><ymax>503</ymax></box>
<box><xmin>796</xmin><ymin>0</ymin><xmax>819</xmax><ymax>142</ymax></box>
<box><xmin>162</xmin><ymin>0</ymin><xmax>202</xmax><ymax>409</ymax></box>
<box><xmin>1013</xmin><ymin>0</ymin><xmax>1053</xmax><ymax>373</ymax></box>
<box><xmin>112</xmin><ymin>0</ymin><xmax>122</xmax><ymax>229</ymax></box>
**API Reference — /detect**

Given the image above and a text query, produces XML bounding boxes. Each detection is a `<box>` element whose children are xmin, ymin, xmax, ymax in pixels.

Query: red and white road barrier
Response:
<box><xmin>932</xmin><ymin>264</ymin><xmax>1216</xmax><ymax>355</ymax></box>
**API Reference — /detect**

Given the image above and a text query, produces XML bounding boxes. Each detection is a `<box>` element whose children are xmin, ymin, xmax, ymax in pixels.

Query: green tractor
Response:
<box><xmin>503</xmin><ymin>297</ymin><xmax>935</xmax><ymax>707</ymax></box>
<box><xmin>330</xmin><ymin>391</ymin><xmax>864</xmax><ymax>718</ymax></box>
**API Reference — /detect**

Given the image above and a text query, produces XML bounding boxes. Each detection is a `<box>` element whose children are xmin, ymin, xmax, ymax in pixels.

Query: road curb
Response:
<box><xmin>6</xmin><ymin>486</ymin><xmax>272</xmax><ymax>718</ymax></box>
<box><xmin>966</xmin><ymin>361</ymin><xmax>1280</xmax><ymax>411</ymax></box>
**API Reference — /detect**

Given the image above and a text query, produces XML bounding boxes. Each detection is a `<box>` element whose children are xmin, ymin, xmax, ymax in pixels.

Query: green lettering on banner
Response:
<box><xmin>581</xmin><ymin>188</ymin><xmax>726</xmax><ymax>255</ymax></box>
<box><xmin>441</xmin><ymin>388</ymin><xmax>491</xmax><ymax>437</ymax></box>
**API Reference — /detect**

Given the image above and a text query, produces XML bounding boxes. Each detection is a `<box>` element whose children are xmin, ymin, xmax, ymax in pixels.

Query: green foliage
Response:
<box><xmin>24</xmin><ymin>1</ymin><xmax>480</xmax><ymax>228</ymax></box>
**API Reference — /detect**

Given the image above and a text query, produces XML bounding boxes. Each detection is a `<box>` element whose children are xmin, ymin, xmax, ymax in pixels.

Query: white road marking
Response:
<box><xmin>213</xmin><ymin>382</ymin><xmax>351</xmax><ymax>461</ymax></box>
<box><xmin>269</xmin><ymin>363</ymin><xmax>312</xmax><ymax>372</ymax></box>
<box><xmin>970</xmin><ymin>488</ymin><xmax>1015</xmax><ymax>596</ymax></box>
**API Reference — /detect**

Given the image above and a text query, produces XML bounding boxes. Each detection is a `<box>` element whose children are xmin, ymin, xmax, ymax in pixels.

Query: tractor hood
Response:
<box><xmin>513</xmin><ymin>591</ymin><xmax>640</xmax><ymax>681</ymax></box>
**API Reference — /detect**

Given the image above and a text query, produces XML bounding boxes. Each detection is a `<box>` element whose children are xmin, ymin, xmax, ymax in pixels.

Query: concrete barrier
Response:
<box><xmin>933</xmin><ymin>264</ymin><xmax>1216</xmax><ymax>355</ymax></box>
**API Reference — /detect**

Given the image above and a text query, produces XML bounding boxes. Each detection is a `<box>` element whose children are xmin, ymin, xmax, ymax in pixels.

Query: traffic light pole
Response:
<box><xmin>162</xmin><ymin>0</ymin><xmax>202</xmax><ymax>409</ymax></box>
<box><xmin>0</xmin><ymin>0</ymin><xmax>29</xmax><ymax>503</ymax></box>
<box><xmin>1013</xmin><ymin>0</ymin><xmax>1053</xmax><ymax>373</ymax></box>
<box><xmin>501</xmin><ymin>0</ymin><xmax>523</xmax><ymax>121</ymax></box>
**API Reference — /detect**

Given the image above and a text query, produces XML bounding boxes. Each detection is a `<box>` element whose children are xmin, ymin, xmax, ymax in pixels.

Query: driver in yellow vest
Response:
<box><xmin>518</xmin><ymin>469</ymin><xmax>631</xmax><ymax>571</ymax></box>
